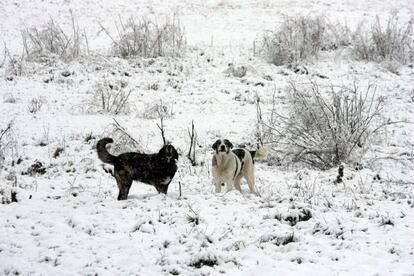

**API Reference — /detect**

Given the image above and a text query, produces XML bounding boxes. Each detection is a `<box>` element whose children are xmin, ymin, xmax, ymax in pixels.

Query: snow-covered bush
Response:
<box><xmin>141</xmin><ymin>103</ymin><xmax>172</xmax><ymax>119</ymax></box>
<box><xmin>259</xmin><ymin>232</ymin><xmax>296</xmax><ymax>246</ymax></box>
<box><xmin>259</xmin><ymin>15</ymin><xmax>347</xmax><ymax>66</ymax></box>
<box><xmin>21</xmin><ymin>14</ymin><xmax>86</xmax><ymax>61</ymax></box>
<box><xmin>27</xmin><ymin>97</ymin><xmax>44</xmax><ymax>114</ymax></box>
<box><xmin>189</xmin><ymin>252</ymin><xmax>218</xmax><ymax>269</ymax></box>
<box><xmin>89</xmin><ymin>78</ymin><xmax>132</xmax><ymax>115</ymax></box>
<box><xmin>0</xmin><ymin>121</ymin><xmax>17</xmax><ymax>166</ymax></box>
<box><xmin>104</xmin><ymin>15</ymin><xmax>186</xmax><ymax>58</ymax></box>
<box><xmin>352</xmin><ymin>15</ymin><xmax>413</xmax><ymax>67</ymax></box>
<box><xmin>3</xmin><ymin>93</ymin><xmax>17</xmax><ymax>104</ymax></box>
<box><xmin>5</xmin><ymin>52</ymin><xmax>25</xmax><ymax>76</ymax></box>
<box><xmin>261</xmin><ymin>82</ymin><xmax>385</xmax><ymax>170</ymax></box>
<box><xmin>1</xmin><ymin>45</ymin><xmax>26</xmax><ymax>77</ymax></box>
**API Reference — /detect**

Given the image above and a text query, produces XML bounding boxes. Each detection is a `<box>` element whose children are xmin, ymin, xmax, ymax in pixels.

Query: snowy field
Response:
<box><xmin>1</xmin><ymin>0</ymin><xmax>414</xmax><ymax>275</ymax></box>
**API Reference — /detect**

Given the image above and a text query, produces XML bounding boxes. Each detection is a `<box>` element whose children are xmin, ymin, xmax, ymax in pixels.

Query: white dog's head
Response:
<box><xmin>212</xmin><ymin>138</ymin><xmax>233</xmax><ymax>155</ymax></box>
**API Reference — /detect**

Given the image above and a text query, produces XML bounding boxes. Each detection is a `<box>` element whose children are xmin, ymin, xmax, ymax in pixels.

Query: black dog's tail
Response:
<box><xmin>97</xmin><ymin>138</ymin><xmax>117</xmax><ymax>164</ymax></box>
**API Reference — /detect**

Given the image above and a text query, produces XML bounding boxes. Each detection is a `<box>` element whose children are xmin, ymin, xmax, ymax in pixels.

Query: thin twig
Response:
<box><xmin>187</xmin><ymin>120</ymin><xmax>197</xmax><ymax>166</ymax></box>
<box><xmin>111</xmin><ymin>118</ymin><xmax>140</xmax><ymax>145</ymax></box>
<box><xmin>0</xmin><ymin>121</ymin><xmax>12</xmax><ymax>142</ymax></box>
<box><xmin>156</xmin><ymin>116</ymin><xmax>167</xmax><ymax>145</ymax></box>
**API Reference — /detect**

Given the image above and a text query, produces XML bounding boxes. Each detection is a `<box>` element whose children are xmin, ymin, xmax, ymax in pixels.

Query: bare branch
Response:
<box><xmin>187</xmin><ymin>120</ymin><xmax>197</xmax><ymax>166</ymax></box>
<box><xmin>0</xmin><ymin>121</ymin><xmax>12</xmax><ymax>142</ymax></box>
<box><xmin>111</xmin><ymin>118</ymin><xmax>140</xmax><ymax>146</ymax></box>
<box><xmin>156</xmin><ymin>116</ymin><xmax>167</xmax><ymax>145</ymax></box>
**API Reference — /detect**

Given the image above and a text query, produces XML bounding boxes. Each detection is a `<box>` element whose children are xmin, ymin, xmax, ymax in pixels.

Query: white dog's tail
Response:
<box><xmin>250</xmin><ymin>145</ymin><xmax>268</xmax><ymax>160</ymax></box>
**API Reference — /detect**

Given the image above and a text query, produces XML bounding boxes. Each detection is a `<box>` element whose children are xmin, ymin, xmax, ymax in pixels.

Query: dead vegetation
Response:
<box><xmin>0</xmin><ymin>121</ymin><xmax>17</xmax><ymax>166</ymax></box>
<box><xmin>141</xmin><ymin>103</ymin><xmax>172</xmax><ymax>120</ymax></box>
<box><xmin>107</xmin><ymin>119</ymin><xmax>143</xmax><ymax>155</ymax></box>
<box><xmin>259</xmin><ymin>15</ymin><xmax>350</xmax><ymax>66</ymax></box>
<box><xmin>89</xmin><ymin>78</ymin><xmax>132</xmax><ymax>115</ymax></box>
<box><xmin>259</xmin><ymin>81</ymin><xmax>390</xmax><ymax>169</ymax></box>
<box><xmin>100</xmin><ymin>14</ymin><xmax>186</xmax><ymax>58</ymax></box>
<box><xmin>259</xmin><ymin>13</ymin><xmax>412</xmax><ymax>71</ymax></box>
<box><xmin>352</xmin><ymin>14</ymin><xmax>413</xmax><ymax>70</ymax></box>
<box><xmin>21</xmin><ymin>12</ymin><xmax>86</xmax><ymax>61</ymax></box>
<box><xmin>27</xmin><ymin>97</ymin><xmax>44</xmax><ymax>114</ymax></box>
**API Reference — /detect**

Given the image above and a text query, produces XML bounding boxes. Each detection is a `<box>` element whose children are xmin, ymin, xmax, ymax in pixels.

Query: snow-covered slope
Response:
<box><xmin>1</xmin><ymin>0</ymin><xmax>413</xmax><ymax>275</ymax></box>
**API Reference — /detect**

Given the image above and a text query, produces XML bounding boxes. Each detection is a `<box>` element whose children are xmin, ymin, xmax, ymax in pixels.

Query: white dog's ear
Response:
<box><xmin>212</xmin><ymin>140</ymin><xmax>220</xmax><ymax>150</ymax></box>
<box><xmin>224</xmin><ymin>139</ymin><xmax>233</xmax><ymax>149</ymax></box>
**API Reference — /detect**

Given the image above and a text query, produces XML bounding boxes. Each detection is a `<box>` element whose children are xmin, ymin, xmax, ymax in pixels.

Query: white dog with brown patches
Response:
<box><xmin>211</xmin><ymin>139</ymin><xmax>268</xmax><ymax>194</ymax></box>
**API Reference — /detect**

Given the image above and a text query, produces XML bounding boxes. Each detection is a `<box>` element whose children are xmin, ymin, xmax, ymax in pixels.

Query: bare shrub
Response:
<box><xmin>107</xmin><ymin>119</ymin><xmax>144</xmax><ymax>155</ymax></box>
<box><xmin>260</xmin><ymin>15</ymin><xmax>339</xmax><ymax>66</ymax></box>
<box><xmin>101</xmin><ymin>14</ymin><xmax>186</xmax><ymax>58</ymax></box>
<box><xmin>4</xmin><ymin>46</ymin><xmax>25</xmax><ymax>77</ymax></box>
<box><xmin>28</xmin><ymin>97</ymin><xmax>44</xmax><ymax>113</ymax></box>
<box><xmin>89</xmin><ymin>78</ymin><xmax>132</xmax><ymax>114</ymax></box>
<box><xmin>260</xmin><ymin>82</ymin><xmax>386</xmax><ymax>169</ymax></box>
<box><xmin>189</xmin><ymin>251</ymin><xmax>218</xmax><ymax>269</ymax></box>
<box><xmin>1</xmin><ymin>44</ymin><xmax>24</xmax><ymax>76</ymax></box>
<box><xmin>141</xmin><ymin>103</ymin><xmax>172</xmax><ymax>119</ymax></box>
<box><xmin>259</xmin><ymin>232</ymin><xmax>296</xmax><ymax>246</ymax></box>
<box><xmin>146</xmin><ymin>82</ymin><xmax>159</xmax><ymax>91</ymax></box>
<box><xmin>21</xmin><ymin>13</ymin><xmax>85</xmax><ymax>61</ymax></box>
<box><xmin>0</xmin><ymin>121</ymin><xmax>18</xmax><ymax>165</ymax></box>
<box><xmin>186</xmin><ymin>203</ymin><xmax>200</xmax><ymax>226</ymax></box>
<box><xmin>3</xmin><ymin>93</ymin><xmax>16</xmax><ymax>104</ymax></box>
<box><xmin>352</xmin><ymin>15</ymin><xmax>413</xmax><ymax>66</ymax></box>
<box><xmin>324</xmin><ymin>21</ymin><xmax>352</xmax><ymax>50</ymax></box>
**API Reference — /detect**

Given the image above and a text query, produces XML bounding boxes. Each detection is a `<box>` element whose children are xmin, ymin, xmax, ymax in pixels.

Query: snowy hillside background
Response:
<box><xmin>1</xmin><ymin>0</ymin><xmax>413</xmax><ymax>275</ymax></box>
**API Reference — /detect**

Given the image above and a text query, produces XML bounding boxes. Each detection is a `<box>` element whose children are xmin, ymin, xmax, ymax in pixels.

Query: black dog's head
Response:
<box><xmin>212</xmin><ymin>138</ymin><xmax>233</xmax><ymax>154</ymax></box>
<box><xmin>158</xmin><ymin>144</ymin><xmax>179</xmax><ymax>163</ymax></box>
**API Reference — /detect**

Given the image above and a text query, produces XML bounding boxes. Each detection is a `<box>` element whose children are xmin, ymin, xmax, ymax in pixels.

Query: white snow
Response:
<box><xmin>1</xmin><ymin>0</ymin><xmax>414</xmax><ymax>275</ymax></box>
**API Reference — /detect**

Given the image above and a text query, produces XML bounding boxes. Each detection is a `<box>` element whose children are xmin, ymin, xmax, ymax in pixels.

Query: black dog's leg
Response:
<box><xmin>155</xmin><ymin>183</ymin><xmax>169</xmax><ymax>195</ymax></box>
<box><xmin>154</xmin><ymin>185</ymin><xmax>162</xmax><ymax>194</ymax></box>
<box><xmin>115</xmin><ymin>171</ymin><xmax>133</xmax><ymax>200</ymax></box>
<box><xmin>118</xmin><ymin>178</ymin><xmax>132</xmax><ymax>200</ymax></box>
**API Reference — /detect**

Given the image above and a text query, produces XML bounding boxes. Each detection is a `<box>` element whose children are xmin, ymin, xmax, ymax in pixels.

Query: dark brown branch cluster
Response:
<box><xmin>187</xmin><ymin>120</ymin><xmax>197</xmax><ymax>166</ymax></box>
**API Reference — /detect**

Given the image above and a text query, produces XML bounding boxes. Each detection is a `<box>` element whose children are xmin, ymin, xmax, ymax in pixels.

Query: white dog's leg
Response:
<box><xmin>226</xmin><ymin>182</ymin><xmax>233</xmax><ymax>192</ymax></box>
<box><xmin>245</xmin><ymin>169</ymin><xmax>256</xmax><ymax>194</ymax></box>
<box><xmin>224</xmin><ymin>175</ymin><xmax>234</xmax><ymax>192</ymax></box>
<box><xmin>214</xmin><ymin>180</ymin><xmax>222</xmax><ymax>193</ymax></box>
<box><xmin>212</xmin><ymin>166</ymin><xmax>222</xmax><ymax>193</ymax></box>
<box><xmin>234</xmin><ymin>174</ymin><xmax>243</xmax><ymax>193</ymax></box>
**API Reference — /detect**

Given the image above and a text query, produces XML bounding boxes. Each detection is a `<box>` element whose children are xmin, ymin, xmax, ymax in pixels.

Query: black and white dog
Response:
<box><xmin>211</xmin><ymin>139</ymin><xmax>267</xmax><ymax>194</ymax></box>
<box><xmin>97</xmin><ymin>138</ymin><xmax>178</xmax><ymax>200</ymax></box>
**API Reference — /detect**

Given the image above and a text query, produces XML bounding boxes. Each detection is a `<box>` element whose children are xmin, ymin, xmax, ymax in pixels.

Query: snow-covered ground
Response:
<box><xmin>1</xmin><ymin>0</ymin><xmax>413</xmax><ymax>275</ymax></box>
